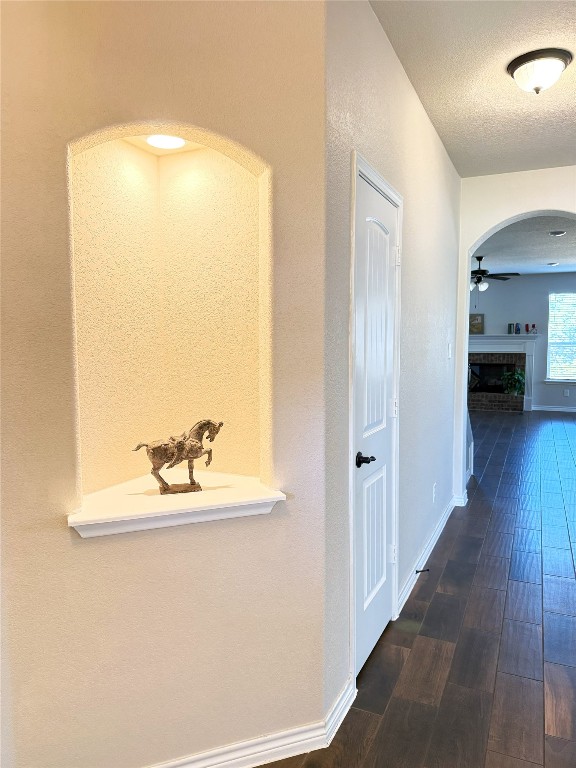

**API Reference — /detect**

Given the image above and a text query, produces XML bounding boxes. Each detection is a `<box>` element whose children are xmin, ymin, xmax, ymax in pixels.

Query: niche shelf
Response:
<box><xmin>68</xmin><ymin>469</ymin><xmax>286</xmax><ymax>538</ymax></box>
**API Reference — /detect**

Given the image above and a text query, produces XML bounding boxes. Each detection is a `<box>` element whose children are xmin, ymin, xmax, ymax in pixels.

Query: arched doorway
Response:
<box><xmin>454</xmin><ymin>198</ymin><xmax>576</xmax><ymax>500</ymax></box>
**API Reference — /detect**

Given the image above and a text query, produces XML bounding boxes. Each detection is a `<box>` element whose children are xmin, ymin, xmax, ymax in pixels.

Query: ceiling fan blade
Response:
<box><xmin>490</xmin><ymin>272</ymin><xmax>520</xmax><ymax>277</ymax></box>
<box><xmin>486</xmin><ymin>275</ymin><xmax>511</xmax><ymax>281</ymax></box>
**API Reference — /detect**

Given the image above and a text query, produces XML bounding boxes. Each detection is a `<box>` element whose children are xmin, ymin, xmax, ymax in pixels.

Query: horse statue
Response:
<box><xmin>134</xmin><ymin>420</ymin><xmax>224</xmax><ymax>494</ymax></box>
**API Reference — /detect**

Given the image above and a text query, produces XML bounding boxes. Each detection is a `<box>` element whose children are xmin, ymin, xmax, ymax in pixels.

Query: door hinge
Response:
<box><xmin>389</xmin><ymin>544</ymin><xmax>397</xmax><ymax>564</ymax></box>
<box><xmin>395</xmin><ymin>245</ymin><xmax>401</xmax><ymax>266</ymax></box>
<box><xmin>390</xmin><ymin>398</ymin><xmax>399</xmax><ymax>418</ymax></box>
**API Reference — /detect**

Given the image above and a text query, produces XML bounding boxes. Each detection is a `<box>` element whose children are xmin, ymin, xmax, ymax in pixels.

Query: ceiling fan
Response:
<box><xmin>470</xmin><ymin>256</ymin><xmax>520</xmax><ymax>292</ymax></box>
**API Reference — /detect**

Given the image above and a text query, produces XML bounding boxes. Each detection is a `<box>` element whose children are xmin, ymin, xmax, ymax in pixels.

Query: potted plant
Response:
<box><xmin>502</xmin><ymin>369</ymin><xmax>525</xmax><ymax>396</ymax></box>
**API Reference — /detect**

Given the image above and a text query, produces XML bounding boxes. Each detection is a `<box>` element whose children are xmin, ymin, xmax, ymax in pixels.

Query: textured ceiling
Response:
<box><xmin>474</xmin><ymin>215</ymin><xmax>576</xmax><ymax>275</ymax></box>
<box><xmin>370</xmin><ymin>1</ymin><xmax>576</xmax><ymax>177</ymax></box>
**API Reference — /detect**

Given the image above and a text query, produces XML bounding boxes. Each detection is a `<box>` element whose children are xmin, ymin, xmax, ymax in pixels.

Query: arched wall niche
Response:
<box><xmin>68</xmin><ymin>121</ymin><xmax>269</xmax><ymax>176</ymax></box>
<box><xmin>68</xmin><ymin>122</ymin><xmax>273</xmax><ymax>499</ymax></box>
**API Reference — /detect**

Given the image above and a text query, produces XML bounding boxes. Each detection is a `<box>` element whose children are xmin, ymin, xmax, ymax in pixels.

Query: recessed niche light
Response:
<box><xmin>548</xmin><ymin>262</ymin><xmax>560</xmax><ymax>266</ymax></box>
<box><xmin>549</xmin><ymin>230</ymin><xmax>567</xmax><ymax>237</ymax></box>
<box><xmin>146</xmin><ymin>135</ymin><xmax>186</xmax><ymax>150</ymax></box>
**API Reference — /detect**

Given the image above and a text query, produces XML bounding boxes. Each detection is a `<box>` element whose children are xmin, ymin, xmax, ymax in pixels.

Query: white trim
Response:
<box><xmin>544</xmin><ymin>379</ymin><xmax>576</xmax><ymax>384</ymax></box>
<box><xmin>324</xmin><ymin>678</ymin><xmax>357</xmax><ymax>743</ymax></box>
<box><xmin>145</xmin><ymin>680</ymin><xmax>356</xmax><ymax>768</ymax></box>
<box><xmin>468</xmin><ymin>335</ymin><xmax>537</xmax><ymax>352</ymax></box>
<box><xmin>466</xmin><ymin>441</ymin><xmax>474</xmax><ymax>483</ymax></box>
<box><xmin>468</xmin><ymin>334</ymin><xmax>540</xmax><ymax>339</ymax></box>
<box><xmin>349</xmin><ymin>151</ymin><xmax>403</xmax><ymax>676</ymax></box>
<box><xmin>396</xmin><ymin>495</ymin><xmax>457</xmax><ymax>613</ymax></box>
<box><xmin>348</xmin><ymin>152</ymin><xmax>356</xmax><ymax>688</ymax></box>
<box><xmin>532</xmin><ymin>405</ymin><xmax>576</xmax><ymax>413</ymax></box>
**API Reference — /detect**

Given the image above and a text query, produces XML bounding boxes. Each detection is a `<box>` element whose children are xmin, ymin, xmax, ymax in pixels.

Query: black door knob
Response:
<box><xmin>356</xmin><ymin>452</ymin><xmax>376</xmax><ymax>468</ymax></box>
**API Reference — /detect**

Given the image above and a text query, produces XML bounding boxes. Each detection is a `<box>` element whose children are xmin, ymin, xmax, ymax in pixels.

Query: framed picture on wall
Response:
<box><xmin>469</xmin><ymin>313</ymin><xmax>485</xmax><ymax>335</ymax></box>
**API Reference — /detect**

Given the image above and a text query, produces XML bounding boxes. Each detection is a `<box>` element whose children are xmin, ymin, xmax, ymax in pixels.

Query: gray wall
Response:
<box><xmin>474</xmin><ymin>272</ymin><xmax>576</xmax><ymax>409</ymax></box>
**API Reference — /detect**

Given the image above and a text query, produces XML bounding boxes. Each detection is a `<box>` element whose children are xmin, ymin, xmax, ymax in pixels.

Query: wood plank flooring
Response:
<box><xmin>269</xmin><ymin>412</ymin><xmax>576</xmax><ymax>768</ymax></box>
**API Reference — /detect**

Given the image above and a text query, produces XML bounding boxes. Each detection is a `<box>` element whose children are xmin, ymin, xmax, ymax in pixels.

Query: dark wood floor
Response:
<box><xmin>270</xmin><ymin>411</ymin><xmax>576</xmax><ymax>768</ymax></box>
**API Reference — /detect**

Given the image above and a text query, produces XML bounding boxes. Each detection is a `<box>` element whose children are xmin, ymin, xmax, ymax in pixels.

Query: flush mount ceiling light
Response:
<box><xmin>548</xmin><ymin>262</ymin><xmax>560</xmax><ymax>266</ymax></box>
<box><xmin>146</xmin><ymin>135</ymin><xmax>186</xmax><ymax>149</ymax></box>
<box><xmin>507</xmin><ymin>48</ymin><xmax>573</xmax><ymax>94</ymax></box>
<box><xmin>549</xmin><ymin>230</ymin><xmax>567</xmax><ymax>237</ymax></box>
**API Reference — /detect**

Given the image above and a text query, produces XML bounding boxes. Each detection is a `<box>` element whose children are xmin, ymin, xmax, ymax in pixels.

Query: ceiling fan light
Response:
<box><xmin>478</xmin><ymin>280</ymin><xmax>489</xmax><ymax>292</ymax></box>
<box><xmin>470</xmin><ymin>281</ymin><xmax>476</xmax><ymax>292</ymax></box>
<box><xmin>507</xmin><ymin>49</ymin><xmax>572</xmax><ymax>94</ymax></box>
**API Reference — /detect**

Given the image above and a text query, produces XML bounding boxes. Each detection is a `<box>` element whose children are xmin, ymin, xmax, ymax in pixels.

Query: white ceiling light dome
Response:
<box><xmin>470</xmin><ymin>276</ymin><xmax>490</xmax><ymax>292</ymax></box>
<box><xmin>507</xmin><ymin>48</ymin><xmax>572</xmax><ymax>94</ymax></box>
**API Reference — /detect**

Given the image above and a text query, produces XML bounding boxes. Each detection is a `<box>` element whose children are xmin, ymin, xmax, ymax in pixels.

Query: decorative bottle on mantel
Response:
<box><xmin>525</xmin><ymin>323</ymin><xmax>530</xmax><ymax>334</ymax></box>
<box><xmin>531</xmin><ymin>324</ymin><xmax>537</xmax><ymax>334</ymax></box>
<box><xmin>515</xmin><ymin>323</ymin><xmax>521</xmax><ymax>334</ymax></box>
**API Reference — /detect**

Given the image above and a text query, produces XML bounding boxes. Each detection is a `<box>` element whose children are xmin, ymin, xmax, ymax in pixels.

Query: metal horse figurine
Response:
<box><xmin>134</xmin><ymin>420</ymin><xmax>224</xmax><ymax>494</ymax></box>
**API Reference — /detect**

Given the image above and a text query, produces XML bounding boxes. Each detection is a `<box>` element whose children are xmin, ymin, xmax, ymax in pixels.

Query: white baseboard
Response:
<box><xmin>396</xmin><ymin>495</ymin><xmax>457</xmax><ymax>613</ymax></box>
<box><xmin>532</xmin><ymin>405</ymin><xmax>576</xmax><ymax>413</ymax></box>
<box><xmin>466</xmin><ymin>441</ymin><xmax>474</xmax><ymax>483</ymax></box>
<box><xmin>147</xmin><ymin>680</ymin><xmax>356</xmax><ymax>768</ymax></box>
<box><xmin>324</xmin><ymin>677</ymin><xmax>356</xmax><ymax>744</ymax></box>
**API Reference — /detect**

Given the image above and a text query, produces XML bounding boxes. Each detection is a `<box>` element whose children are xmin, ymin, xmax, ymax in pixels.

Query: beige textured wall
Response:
<box><xmin>324</xmin><ymin>1</ymin><xmax>461</xmax><ymax>706</ymax></box>
<box><xmin>158</xmin><ymin>147</ymin><xmax>261</xmax><ymax>478</ymax></box>
<box><xmin>72</xmin><ymin>140</ymin><xmax>260</xmax><ymax>493</ymax></box>
<box><xmin>2</xmin><ymin>3</ymin><xmax>325</xmax><ymax>767</ymax></box>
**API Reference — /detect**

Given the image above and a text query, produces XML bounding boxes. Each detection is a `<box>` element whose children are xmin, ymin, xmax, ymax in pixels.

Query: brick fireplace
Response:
<box><xmin>468</xmin><ymin>352</ymin><xmax>526</xmax><ymax>412</ymax></box>
<box><xmin>467</xmin><ymin>334</ymin><xmax>537</xmax><ymax>413</ymax></box>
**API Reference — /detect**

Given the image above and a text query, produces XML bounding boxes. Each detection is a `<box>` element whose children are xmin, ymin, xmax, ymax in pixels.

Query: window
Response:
<box><xmin>548</xmin><ymin>293</ymin><xmax>576</xmax><ymax>380</ymax></box>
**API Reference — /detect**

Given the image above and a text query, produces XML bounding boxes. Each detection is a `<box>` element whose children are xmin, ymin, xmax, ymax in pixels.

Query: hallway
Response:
<box><xmin>274</xmin><ymin>411</ymin><xmax>576</xmax><ymax>768</ymax></box>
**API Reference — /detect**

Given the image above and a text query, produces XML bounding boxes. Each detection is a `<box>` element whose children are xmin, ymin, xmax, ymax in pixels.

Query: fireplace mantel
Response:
<box><xmin>468</xmin><ymin>335</ymin><xmax>539</xmax><ymax>410</ymax></box>
<box><xmin>468</xmin><ymin>334</ymin><xmax>538</xmax><ymax>353</ymax></box>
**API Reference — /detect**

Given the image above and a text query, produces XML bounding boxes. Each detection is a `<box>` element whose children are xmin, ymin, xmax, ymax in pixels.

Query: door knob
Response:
<box><xmin>356</xmin><ymin>452</ymin><xmax>376</xmax><ymax>468</ymax></box>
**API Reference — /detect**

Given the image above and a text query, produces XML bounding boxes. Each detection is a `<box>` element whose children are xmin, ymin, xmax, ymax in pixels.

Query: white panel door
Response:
<box><xmin>353</xmin><ymin>165</ymin><xmax>400</xmax><ymax>675</ymax></box>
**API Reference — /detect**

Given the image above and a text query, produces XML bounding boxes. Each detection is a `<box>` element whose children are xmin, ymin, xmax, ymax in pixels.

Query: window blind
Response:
<box><xmin>548</xmin><ymin>293</ymin><xmax>576</xmax><ymax>380</ymax></box>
